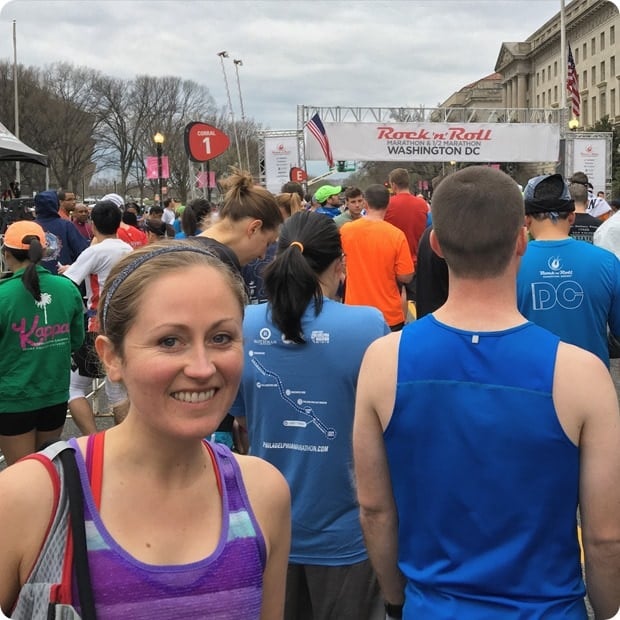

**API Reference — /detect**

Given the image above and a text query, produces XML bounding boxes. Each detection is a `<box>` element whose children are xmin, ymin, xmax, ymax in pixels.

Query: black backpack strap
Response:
<box><xmin>57</xmin><ymin>446</ymin><xmax>97</xmax><ymax>620</ymax></box>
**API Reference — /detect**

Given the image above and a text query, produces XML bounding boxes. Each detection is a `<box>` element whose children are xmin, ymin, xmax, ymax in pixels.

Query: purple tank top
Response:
<box><xmin>68</xmin><ymin>437</ymin><xmax>266</xmax><ymax>619</ymax></box>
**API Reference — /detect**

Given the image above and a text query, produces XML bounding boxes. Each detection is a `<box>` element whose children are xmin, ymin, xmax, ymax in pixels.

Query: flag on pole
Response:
<box><xmin>306</xmin><ymin>113</ymin><xmax>335</xmax><ymax>168</ymax></box>
<box><xmin>567</xmin><ymin>43</ymin><xmax>580</xmax><ymax>118</ymax></box>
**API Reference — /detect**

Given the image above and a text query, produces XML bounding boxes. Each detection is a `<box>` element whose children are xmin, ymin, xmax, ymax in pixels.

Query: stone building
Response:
<box><xmin>438</xmin><ymin>73</ymin><xmax>504</xmax><ymax>120</ymax></box>
<box><xmin>495</xmin><ymin>0</ymin><xmax>619</xmax><ymax>127</ymax></box>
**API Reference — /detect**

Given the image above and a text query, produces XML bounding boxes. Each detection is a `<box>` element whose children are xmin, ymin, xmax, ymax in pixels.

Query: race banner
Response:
<box><xmin>264</xmin><ymin>136</ymin><xmax>299</xmax><ymax>194</ymax></box>
<box><xmin>572</xmin><ymin>138</ymin><xmax>607</xmax><ymax>194</ymax></box>
<box><xmin>304</xmin><ymin>123</ymin><xmax>560</xmax><ymax>163</ymax></box>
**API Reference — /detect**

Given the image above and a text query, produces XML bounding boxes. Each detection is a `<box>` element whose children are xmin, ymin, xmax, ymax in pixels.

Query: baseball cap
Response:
<box><xmin>314</xmin><ymin>185</ymin><xmax>342</xmax><ymax>204</ymax></box>
<box><xmin>101</xmin><ymin>193</ymin><xmax>124</xmax><ymax>208</ymax></box>
<box><xmin>3</xmin><ymin>220</ymin><xmax>47</xmax><ymax>250</ymax></box>
<box><xmin>523</xmin><ymin>174</ymin><xmax>574</xmax><ymax>215</ymax></box>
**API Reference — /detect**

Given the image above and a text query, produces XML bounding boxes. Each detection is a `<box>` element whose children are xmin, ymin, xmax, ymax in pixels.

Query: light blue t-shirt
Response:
<box><xmin>230</xmin><ymin>298</ymin><xmax>389</xmax><ymax>565</ymax></box>
<box><xmin>517</xmin><ymin>237</ymin><xmax>620</xmax><ymax>365</ymax></box>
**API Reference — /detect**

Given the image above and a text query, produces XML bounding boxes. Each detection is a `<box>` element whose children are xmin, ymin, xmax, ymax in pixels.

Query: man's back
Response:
<box><xmin>63</xmin><ymin>237</ymin><xmax>132</xmax><ymax>331</ymax></box>
<box><xmin>517</xmin><ymin>237</ymin><xmax>620</xmax><ymax>365</ymax></box>
<box><xmin>384</xmin><ymin>192</ymin><xmax>428</xmax><ymax>263</ymax></box>
<box><xmin>341</xmin><ymin>218</ymin><xmax>413</xmax><ymax>328</ymax></box>
<box><xmin>569</xmin><ymin>212</ymin><xmax>601</xmax><ymax>243</ymax></box>
<box><xmin>386</xmin><ymin>316</ymin><xmax>585</xmax><ymax>618</ymax></box>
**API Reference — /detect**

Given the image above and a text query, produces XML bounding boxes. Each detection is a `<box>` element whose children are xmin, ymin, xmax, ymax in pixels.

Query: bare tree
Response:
<box><xmin>38</xmin><ymin>63</ymin><xmax>100</xmax><ymax>193</ymax></box>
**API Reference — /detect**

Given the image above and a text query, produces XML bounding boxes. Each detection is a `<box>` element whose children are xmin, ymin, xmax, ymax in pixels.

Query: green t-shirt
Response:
<box><xmin>0</xmin><ymin>265</ymin><xmax>85</xmax><ymax>413</ymax></box>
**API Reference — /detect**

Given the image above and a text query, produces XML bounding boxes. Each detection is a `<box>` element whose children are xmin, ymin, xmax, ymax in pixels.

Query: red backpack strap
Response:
<box><xmin>22</xmin><ymin>444</ymin><xmax>74</xmax><ymax>606</ymax></box>
<box><xmin>85</xmin><ymin>432</ymin><xmax>105</xmax><ymax>509</ymax></box>
<box><xmin>204</xmin><ymin>440</ymin><xmax>223</xmax><ymax>497</ymax></box>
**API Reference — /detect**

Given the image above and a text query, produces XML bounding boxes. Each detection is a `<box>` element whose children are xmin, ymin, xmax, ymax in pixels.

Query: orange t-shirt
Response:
<box><xmin>341</xmin><ymin>218</ymin><xmax>414</xmax><ymax>327</ymax></box>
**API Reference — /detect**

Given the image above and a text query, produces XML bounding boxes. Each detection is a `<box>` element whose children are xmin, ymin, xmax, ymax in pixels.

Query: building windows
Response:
<box><xmin>601</xmin><ymin>31</ymin><xmax>606</xmax><ymax>51</ymax></box>
<box><xmin>575</xmin><ymin>47</ymin><xmax>580</xmax><ymax>64</ymax></box>
<box><xmin>554</xmin><ymin>61</ymin><xmax>558</xmax><ymax>77</ymax></box>
<box><xmin>583</xmin><ymin>42</ymin><xmax>587</xmax><ymax>60</ymax></box>
<box><xmin>592</xmin><ymin>65</ymin><xmax>596</xmax><ymax>86</ymax></box>
<box><xmin>600</xmin><ymin>92</ymin><xmax>606</xmax><ymax>117</ymax></box>
<box><xmin>548</xmin><ymin>88</ymin><xmax>551</xmax><ymax>103</ymax></box>
<box><xmin>611</xmin><ymin>25</ymin><xmax>616</xmax><ymax>46</ymax></box>
<box><xmin>554</xmin><ymin>85</ymin><xmax>558</xmax><ymax>102</ymax></box>
<box><xmin>592</xmin><ymin>96</ymin><xmax>597</xmax><ymax>122</ymax></box>
<box><xmin>592</xmin><ymin>37</ymin><xmax>596</xmax><ymax>55</ymax></box>
<box><xmin>548</xmin><ymin>64</ymin><xmax>551</xmax><ymax>79</ymax></box>
<box><xmin>542</xmin><ymin>68</ymin><xmax>545</xmax><ymax>83</ymax></box>
<box><xmin>601</xmin><ymin>61</ymin><xmax>606</xmax><ymax>82</ymax></box>
<box><xmin>611</xmin><ymin>89</ymin><xmax>616</xmax><ymax>118</ymax></box>
<box><xmin>536</xmin><ymin>72</ymin><xmax>540</xmax><ymax>86</ymax></box>
<box><xmin>612</xmin><ymin>56</ymin><xmax>616</xmax><ymax>78</ymax></box>
<box><xmin>583</xmin><ymin>69</ymin><xmax>588</xmax><ymax>86</ymax></box>
<box><xmin>542</xmin><ymin>91</ymin><xmax>546</xmax><ymax>107</ymax></box>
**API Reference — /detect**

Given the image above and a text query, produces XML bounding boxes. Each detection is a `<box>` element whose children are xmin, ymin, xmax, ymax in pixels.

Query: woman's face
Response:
<box><xmin>238</xmin><ymin>221</ymin><xmax>279</xmax><ymax>266</ymax></box>
<box><xmin>99</xmin><ymin>264</ymin><xmax>244</xmax><ymax>439</ymax></box>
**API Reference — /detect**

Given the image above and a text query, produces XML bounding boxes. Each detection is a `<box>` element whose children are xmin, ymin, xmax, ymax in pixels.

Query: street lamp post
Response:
<box><xmin>154</xmin><ymin>132</ymin><xmax>165</xmax><ymax>205</ymax></box>
<box><xmin>568</xmin><ymin>118</ymin><xmax>579</xmax><ymax>131</ymax></box>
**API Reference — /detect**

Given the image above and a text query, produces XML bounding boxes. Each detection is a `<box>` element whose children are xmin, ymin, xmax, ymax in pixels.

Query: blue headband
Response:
<box><xmin>101</xmin><ymin>245</ymin><xmax>217</xmax><ymax>332</ymax></box>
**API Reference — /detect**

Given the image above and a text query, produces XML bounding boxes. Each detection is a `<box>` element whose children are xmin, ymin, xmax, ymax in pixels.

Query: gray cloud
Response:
<box><xmin>0</xmin><ymin>0</ymin><xmax>567</xmax><ymax>129</ymax></box>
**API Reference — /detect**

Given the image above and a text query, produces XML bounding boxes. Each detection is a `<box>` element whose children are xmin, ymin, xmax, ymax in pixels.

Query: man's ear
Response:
<box><xmin>516</xmin><ymin>225</ymin><xmax>528</xmax><ymax>257</ymax></box>
<box><xmin>95</xmin><ymin>335</ymin><xmax>123</xmax><ymax>382</ymax></box>
<box><xmin>429</xmin><ymin>229</ymin><xmax>444</xmax><ymax>258</ymax></box>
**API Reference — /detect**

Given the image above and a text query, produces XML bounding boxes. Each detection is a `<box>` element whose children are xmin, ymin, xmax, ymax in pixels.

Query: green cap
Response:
<box><xmin>314</xmin><ymin>185</ymin><xmax>342</xmax><ymax>204</ymax></box>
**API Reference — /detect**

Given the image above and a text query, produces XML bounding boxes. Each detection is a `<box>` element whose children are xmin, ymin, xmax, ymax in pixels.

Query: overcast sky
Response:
<box><xmin>0</xmin><ymin>0</ymin><xmax>580</xmax><ymax>133</ymax></box>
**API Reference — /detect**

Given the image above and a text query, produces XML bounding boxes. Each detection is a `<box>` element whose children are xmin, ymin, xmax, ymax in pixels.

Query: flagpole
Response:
<box><xmin>13</xmin><ymin>20</ymin><xmax>20</xmax><ymax>185</ymax></box>
<box><xmin>560</xmin><ymin>0</ymin><xmax>567</xmax><ymax>113</ymax></box>
<box><xmin>216</xmin><ymin>51</ymin><xmax>242</xmax><ymax>168</ymax></box>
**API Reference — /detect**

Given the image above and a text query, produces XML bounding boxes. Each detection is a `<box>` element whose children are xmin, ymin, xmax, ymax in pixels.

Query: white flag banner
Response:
<box><xmin>264</xmin><ymin>136</ymin><xmax>299</xmax><ymax>194</ymax></box>
<box><xmin>304</xmin><ymin>122</ymin><xmax>560</xmax><ymax>163</ymax></box>
<box><xmin>572</xmin><ymin>138</ymin><xmax>607</xmax><ymax>194</ymax></box>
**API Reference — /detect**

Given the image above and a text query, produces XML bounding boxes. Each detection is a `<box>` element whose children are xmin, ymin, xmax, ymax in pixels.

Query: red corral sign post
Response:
<box><xmin>289</xmin><ymin>166</ymin><xmax>308</xmax><ymax>183</ymax></box>
<box><xmin>184</xmin><ymin>122</ymin><xmax>230</xmax><ymax>162</ymax></box>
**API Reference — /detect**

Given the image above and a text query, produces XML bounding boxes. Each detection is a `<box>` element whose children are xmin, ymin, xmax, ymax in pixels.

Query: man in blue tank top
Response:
<box><xmin>353</xmin><ymin>166</ymin><xmax>620</xmax><ymax>620</ymax></box>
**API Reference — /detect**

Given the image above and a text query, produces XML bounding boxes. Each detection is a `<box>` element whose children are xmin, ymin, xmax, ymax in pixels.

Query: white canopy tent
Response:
<box><xmin>0</xmin><ymin>120</ymin><xmax>47</xmax><ymax>166</ymax></box>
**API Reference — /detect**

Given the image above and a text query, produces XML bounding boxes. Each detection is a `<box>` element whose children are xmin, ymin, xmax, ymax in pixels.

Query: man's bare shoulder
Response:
<box><xmin>553</xmin><ymin>341</ymin><xmax>619</xmax><ymax>445</ymax></box>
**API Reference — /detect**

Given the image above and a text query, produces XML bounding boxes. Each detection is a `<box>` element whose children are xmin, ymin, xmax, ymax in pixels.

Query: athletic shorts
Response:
<box><xmin>0</xmin><ymin>402</ymin><xmax>68</xmax><ymax>436</ymax></box>
<box><xmin>285</xmin><ymin>559</ymin><xmax>382</xmax><ymax>620</ymax></box>
<box><xmin>72</xmin><ymin>331</ymin><xmax>105</xmax><ymax>378</ymax></box>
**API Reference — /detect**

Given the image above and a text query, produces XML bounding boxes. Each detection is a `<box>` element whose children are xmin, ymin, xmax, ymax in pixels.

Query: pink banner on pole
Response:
<box><xmin>146</xmin><ymin>156</ymin><xmax>170</xmax><ymax>179</ymax></box>
<box><xmin>195</xmin><ymin>171</ymin><xmax>217</xmax><ymax>188</ymax></box>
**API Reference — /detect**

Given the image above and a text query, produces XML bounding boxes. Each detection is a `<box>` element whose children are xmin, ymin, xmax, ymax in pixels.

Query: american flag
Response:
<box><xmin>567</xmin><ymin>43</ymin><xmax>580</xmax><ymax>118</ymax></box>
<box><xmin>306</xmin><ymin>113</ymin><xmax>335</xmax><ymax>169</ymax></box>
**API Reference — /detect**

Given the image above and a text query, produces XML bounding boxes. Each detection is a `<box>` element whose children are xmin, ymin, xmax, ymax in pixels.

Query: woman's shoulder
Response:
<box><xmin>0</xmin><ymin>456</ymin><xmax>58</xmax><ymax>605</ymax></box>
<box><xmin>233</xmin><ymin>453</ymin><xmax>289</xmax><ymax>504</ymax></box>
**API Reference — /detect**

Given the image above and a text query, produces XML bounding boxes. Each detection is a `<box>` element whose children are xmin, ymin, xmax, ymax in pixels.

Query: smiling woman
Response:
<box><xmin>0</xmin><ymin>242</ymin><xmax>291</xmax><ymax>620</ymax></box>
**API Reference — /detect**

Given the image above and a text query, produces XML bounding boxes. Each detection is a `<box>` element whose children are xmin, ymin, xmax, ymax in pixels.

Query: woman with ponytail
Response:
<box><xmin>196</xmin><ymin>167</ymin><xmax>283</xmax><ymax>269</ymax></box>
<box><xmin>0</xmin><ymin>221</ymin><xmax>84</xmax><ymax>465</ymax></box>
<box><xmin>231</xmin><ymin>211</ymin><xmax>390</xmax><ymax>619</ymax></box>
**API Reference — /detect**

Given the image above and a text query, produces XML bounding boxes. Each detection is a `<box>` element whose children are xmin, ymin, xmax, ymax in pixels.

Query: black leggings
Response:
<box><xmin>0</xmin><ymin>402</ymin><xmax>67</xmax><ymax>436</ymax></box>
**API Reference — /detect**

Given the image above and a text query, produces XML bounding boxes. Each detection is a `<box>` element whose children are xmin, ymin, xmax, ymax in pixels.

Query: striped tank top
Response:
<box><xmin>69</xmin><ymin>434</ymin><xmax>266</xmax><ymax>619</ymax></box>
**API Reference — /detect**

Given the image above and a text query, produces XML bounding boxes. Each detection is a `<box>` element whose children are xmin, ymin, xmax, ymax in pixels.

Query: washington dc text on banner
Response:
<box><xmin>304</xmin><ymin>123</ymin><xmax>560</xmax><ymax>163</ymax></box>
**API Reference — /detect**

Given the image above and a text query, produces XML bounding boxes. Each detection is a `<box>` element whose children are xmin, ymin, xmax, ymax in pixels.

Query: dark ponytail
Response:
<box><xmin>263</xmin><ymin>211</ymin><xmax>342</xmax><ymax>344</ymax></box>
<box><xmin>182</xmin><ymin>198</ymin><xmax>214</xmax><ymax>237</ymax></box>
<box><xmin>7</xmin><ymin>235</ymin><xmax>43</xmax><ymax>301</ymax></box>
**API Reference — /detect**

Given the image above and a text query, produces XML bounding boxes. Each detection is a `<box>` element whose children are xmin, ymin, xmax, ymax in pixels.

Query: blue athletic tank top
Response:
<box><xmin>385</xmin><ymin>316</ymin><xmax>586</xmax><ymax>619</ymax></box>
<box><xmin>68</xmin><ymin>436</ymin><xmax>266</xmax><ymax>619</ymax></box>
